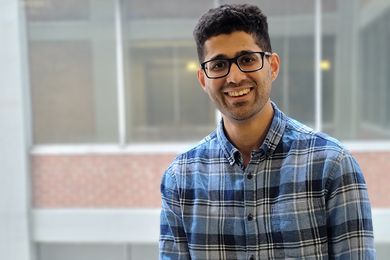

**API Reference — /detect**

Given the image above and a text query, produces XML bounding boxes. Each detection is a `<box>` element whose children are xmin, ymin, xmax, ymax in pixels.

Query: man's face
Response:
<box><xmin>197</xmin><ymin>31</ymin><xmax>279</xmax><ymax>123</ymax></box>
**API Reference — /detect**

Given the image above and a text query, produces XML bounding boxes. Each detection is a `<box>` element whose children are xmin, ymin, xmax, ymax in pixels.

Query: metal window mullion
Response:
<box><xmin>213</xmin><ymin>0</ymin><xmax>221</xmax><ymax>125</ymax></box>
<box><xmin>173</xmin><ymin>46</ymin><xmax>180</xmax><ymax>125</ymax></box>
<box><xmin>282</xmin><ymin>25</ymin><xmax>290</xmax><ymax>114</ymax></box>
<box><xmin>315</xmin><ymin>0</ymin><xmax>322</xmax><ymax>132</ymax></box>
<box><xmin>115</xmin><ymin>0</ymin><xmax>126</xmax><ymax>147</ymax></box>
<box><xmin>379</xmin><ymin>15</ymin><xmax>387</xmax><ymax>127</ymax></box>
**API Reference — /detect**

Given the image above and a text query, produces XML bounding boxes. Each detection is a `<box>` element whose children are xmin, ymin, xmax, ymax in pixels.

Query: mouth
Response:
<box><xmin>226</xmin><ymin>88</ymin><xmax>252</xmax><ymax>97</ymax></box>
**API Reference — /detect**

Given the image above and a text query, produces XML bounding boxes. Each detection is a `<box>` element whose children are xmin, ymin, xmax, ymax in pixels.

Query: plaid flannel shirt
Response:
<box><xmin>160</xmin><ymin>102</ymin><xmax>376</xmax><ymax>260</ymax></box>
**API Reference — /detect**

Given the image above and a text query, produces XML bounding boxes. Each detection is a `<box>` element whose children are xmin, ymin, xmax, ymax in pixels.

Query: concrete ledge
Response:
<box><xmin>30</xmin><ymin>141</ymin><xmax>390</xmax><ymax>155</ymax></box>
<box><xmin>372</xmin><ymin>209</ymin><xmax>390</xmax><ymax>243</ymax></box>
<box><xmin>33</xmin><ymin>209</ymin><xmax>160</xmax><ymax>243</ymax></box>
<box><xmin>33</xmin><ymin>208</ymin><xmax>390</xmax><ymax>243</ymax></box>
<box><xmin>343</xmin><ymin>141</ymin><xmax>390</xmax><ymax>152</ymax></box>
<box><xmin>30</xmin><ymin>144</ymin><xmax>194</xmax><ymax>155</ymax></box>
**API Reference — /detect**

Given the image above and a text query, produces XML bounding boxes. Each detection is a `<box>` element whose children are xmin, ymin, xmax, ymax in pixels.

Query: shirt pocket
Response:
<box><xmin>270</xmin><ymin>198</ymin><xmax>327</xmax><ymax>258</ymax></box>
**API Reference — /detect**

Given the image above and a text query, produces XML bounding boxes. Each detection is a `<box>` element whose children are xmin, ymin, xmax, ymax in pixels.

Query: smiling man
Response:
<box><xmin>159</xmin><ymin>4</ymin><xmax>376</xmax><ymax>260</ymax></box>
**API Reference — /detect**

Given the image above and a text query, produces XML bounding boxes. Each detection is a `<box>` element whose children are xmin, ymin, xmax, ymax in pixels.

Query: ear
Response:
<box><xmin>269</xmin><ymin>53</ymin><xmax>280</xmax><ymax>81</ymax></box>
<box><xmin>197</xmin><ymin>68</ymin><xmax>208</xmax><ymax>93</ymax></box>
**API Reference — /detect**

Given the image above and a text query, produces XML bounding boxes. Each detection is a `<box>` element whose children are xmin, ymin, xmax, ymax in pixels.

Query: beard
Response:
<box><xmin>209</xmin><ymin>76</ymin><xmax>272</xmax><ymax>122</ymax></box>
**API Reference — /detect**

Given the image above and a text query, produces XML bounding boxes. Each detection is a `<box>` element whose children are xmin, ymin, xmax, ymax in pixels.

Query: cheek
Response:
<box><xmin>205</xmin><ymin>79</ymin><xmax>223</xmax><ymax>92</ymax></box>
<box><xmin>260</xmin><ymin>67</ymin><xmax>273</xmax><ymax>85</ymax></box>
<box><xmin>267</xmin><ymin>66</ymin><xmax>274</xmax><ymax>81</ymax></box>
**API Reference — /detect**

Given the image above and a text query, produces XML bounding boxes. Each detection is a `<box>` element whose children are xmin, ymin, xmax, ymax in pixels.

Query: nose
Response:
<box><xmin>226</xmin><ymin>62</ymin><xmax>246</xmax><ymax>83</ymax></box>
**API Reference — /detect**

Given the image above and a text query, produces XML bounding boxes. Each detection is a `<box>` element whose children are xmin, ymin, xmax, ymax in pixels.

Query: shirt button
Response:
<box><xmin>247</xmin><ymin>213</ymin><xmax>253</xmax><ymax>221</ymax></box>
<box><xmin>249</xmin><ymin>255</ymin><xmax>255</xmax><ymax>260</ymax></box>
<box><xmin>247</xmin><ymin>173</ymin><xmax>253</xmax><ymax>179</ymax></box>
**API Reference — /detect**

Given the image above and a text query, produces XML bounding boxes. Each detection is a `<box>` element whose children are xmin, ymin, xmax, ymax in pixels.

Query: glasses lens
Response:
<box><xmin>205</xmin><ymin>60</ymin><xmax>229</xmax><ymax>78</ymax></box>
<box><xmin>237</xmin><ymin>53</ymin><xmax>262</xmax><ymax>71</ymax></box>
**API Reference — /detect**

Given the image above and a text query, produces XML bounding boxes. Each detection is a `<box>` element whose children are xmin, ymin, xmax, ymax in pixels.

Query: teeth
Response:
<box><xmin>228</xmin><ymin>89</ymin><xmax>250</xmax><ymax>97</ymax></box>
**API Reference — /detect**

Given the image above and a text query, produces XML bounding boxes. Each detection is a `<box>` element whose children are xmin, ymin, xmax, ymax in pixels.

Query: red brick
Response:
<box><xmin>32</xmin><ymin>151</ymin><xmax>390</xmax><ymax>208</ymax></box>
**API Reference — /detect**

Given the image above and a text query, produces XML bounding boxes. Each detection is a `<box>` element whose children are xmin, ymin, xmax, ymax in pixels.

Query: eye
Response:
<box><xmin>239</xmin><ymin>54</ymin><xmax>257</xmax><ymax>64</ymax></box>
<box><xmin>208</xmin><ymin>60</ymin><xmax>227</xmax><ymax>71</ymax></box>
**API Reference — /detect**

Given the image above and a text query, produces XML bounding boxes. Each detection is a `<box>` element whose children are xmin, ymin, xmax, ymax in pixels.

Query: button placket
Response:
<box><xmin>243</xmin><ymin>159</ymin><xmax>257</xmax><ymax>259</ymax></box>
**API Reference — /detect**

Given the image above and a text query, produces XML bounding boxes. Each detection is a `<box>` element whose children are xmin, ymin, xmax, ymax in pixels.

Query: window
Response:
<box><xmin>360</xmin><ymin>8</ymin><xmax>390</xmax><ymax>139</ymax></box>
<box><xmin>122</xmin><ymin>0</ymin><xmax>216</xmax><ymax>143</ymax></box>
<box><xmin>26</xmin><ymin>0</ymin><xmax>390</xmax><ymax>145</ymax></box>
<box><xmin>26</xmin><ymin>0</ymin><xmax>119</xmax><ymax>144</ymax></box>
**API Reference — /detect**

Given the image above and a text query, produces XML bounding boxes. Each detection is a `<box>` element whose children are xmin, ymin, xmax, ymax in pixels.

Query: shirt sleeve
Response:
<box><xmin>159</xmin><ymin>168</ymin><xmax>191</xmax><ymax>260</ymax></box>
<box><xmin>326</xmin><ymin>151</ymin><xmax>376</xmax><ymax>259</ymax></box>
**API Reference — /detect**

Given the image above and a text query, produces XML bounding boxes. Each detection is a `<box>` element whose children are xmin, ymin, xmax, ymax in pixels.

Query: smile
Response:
<box><xmin>227</xmin><ymin>88</ymin><xmax>251</xmax><ymax>97</ymax></box>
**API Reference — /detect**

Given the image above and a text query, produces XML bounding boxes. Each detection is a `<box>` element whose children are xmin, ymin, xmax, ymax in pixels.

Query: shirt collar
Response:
<box><xmin>216</xmin><ymin>101</ymin><xmax>287</xmax><ymax>165</ymax></box>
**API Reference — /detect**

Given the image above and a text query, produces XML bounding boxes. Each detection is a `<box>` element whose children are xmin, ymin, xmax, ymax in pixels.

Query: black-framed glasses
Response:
<box><xmin>201</xmin><ymin>51</ymin><xmax>272</xmax><ymax>79</ymax></box>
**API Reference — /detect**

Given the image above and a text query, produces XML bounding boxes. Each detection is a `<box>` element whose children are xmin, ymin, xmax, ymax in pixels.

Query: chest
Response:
<box><xmin>179</xmin><ymin>162</ymin><xmax>328</xmax><ymax>259</ymax></box>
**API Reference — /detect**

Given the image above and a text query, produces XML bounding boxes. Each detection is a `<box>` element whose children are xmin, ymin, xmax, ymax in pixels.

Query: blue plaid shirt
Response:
<box><xmin>160</xmin><ymin>103</ymin><xmax>376</xmax><ymax>260</ymax></box>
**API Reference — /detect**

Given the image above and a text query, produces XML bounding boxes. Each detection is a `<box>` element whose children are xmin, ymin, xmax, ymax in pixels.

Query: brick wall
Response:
<box><xmin>32</xmin><ymin>154</ymin><xmax>176</xmax><ymax>208</ymax></box>
<box><xmin>31</xmin><ymin>151</ymin><xmax>390</xmax><ymax>208</ymax></box>
<box><xmin>352</xmin><ymin>151</ymin><xmax>390</xmax><ymax>208</ymax></box>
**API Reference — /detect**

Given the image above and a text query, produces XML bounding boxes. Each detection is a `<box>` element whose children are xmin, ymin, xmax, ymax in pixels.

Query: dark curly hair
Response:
<box><xmin>193</xmin><ymin>4</ymin><xmax>272</xmax><ymax>63</ymax></box>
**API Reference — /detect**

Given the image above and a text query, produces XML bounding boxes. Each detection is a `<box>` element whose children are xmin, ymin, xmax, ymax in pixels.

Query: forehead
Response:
<box><xmin>203</xmin><ymin>31</ymin><xmax>261</xmax><ymax>60</ymax></box>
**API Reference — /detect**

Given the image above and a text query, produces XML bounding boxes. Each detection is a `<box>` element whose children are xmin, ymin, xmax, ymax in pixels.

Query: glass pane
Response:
<box><xmin>125</xmin><ymin>0</ymin><xmax>214</xmax><ymax>19</ymax></box>
<box><xmin>221</xmin><ymin>0</ymin><xmax>333</xmax><ymax>15</ymax></box>
<box><xmin>359</xmin><ymin>5</ymin><xmax>390</xmax><ymax>140</ymax></box>
<box><xmin>25</xmin><ymin>0</ymin><xmax>90</xmax><ymax>21</ymax></box>
<box><xmin>29</xmin><ymin>41</ymin><xmax>95</xmax><ymax>143</ymax></box>
<box><xmin>37</xmin><ymin>243</ymin><xmax>126</xmax><ymax>260</ymax></box>
<box><xmin>273</xmin><ymin>36</ymin><xmax>315</xmax><ymax>125</ymax></box>
<box><xmin>262</xmin><ymin>0</ymin><xmax>316</xmax><ymax>127</ymax></box>
<box><xmin>123</xmin><ymin>0</ymin><xmax>216</xmax><ymax>143</ymax></box>
<box><xmin>326</xmin><ymin>0</ymin><xmax>390</xmax><ymax>140</ymax></box>
<box><xmin>27</xmin><ymin>0</ymin><xmax>119</xmax><ymax>144</ymax></box>
<box><xmin>129</xmin><ymin>244</ymin><xmax>159</xmax><ymax>260</ymax></box>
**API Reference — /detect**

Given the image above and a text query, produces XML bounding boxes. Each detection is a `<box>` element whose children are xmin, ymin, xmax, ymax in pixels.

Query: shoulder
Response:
<box><xmin>283</xmin><ymin>116</ymin><xmax>362</xmax><ymax>177</ymax></box>
<box><xmin>281</xmin><ymin>116</ymin><xmax>359</xmax><ymax>171</ymax></box>
<box><xmin>165</xmin><ymin>129</ymin><xmax>221</xmax><ymax>172</ymax></box>
<box><xmin>162</xmin><ymin>129</ymin><xmax>223</xmax><ymax>192</ymax></box>
<box><xmin>283</xmin><ymin>116</ymin><xmax>349</xmax><ymax>155</ymax></box>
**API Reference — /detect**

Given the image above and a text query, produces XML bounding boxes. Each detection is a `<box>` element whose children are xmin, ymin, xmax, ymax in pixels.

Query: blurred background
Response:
<box><xmin>1</xmin><ymin>0</ymin><xmax>390</xmax><ymax>259</ymax></box>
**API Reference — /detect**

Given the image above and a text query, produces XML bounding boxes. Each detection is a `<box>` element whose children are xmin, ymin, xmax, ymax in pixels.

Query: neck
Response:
<box><xmin>223</xmin><ymin>100</ymin><xmax>274</xmax><ymax>166</ymax></box>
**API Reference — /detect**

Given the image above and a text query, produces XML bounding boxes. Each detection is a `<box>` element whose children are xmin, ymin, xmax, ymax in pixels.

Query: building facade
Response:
<box><xmin>1</xmin><ymin>0</ymin><xmax>390</xmax><ymax>259</ymax></box>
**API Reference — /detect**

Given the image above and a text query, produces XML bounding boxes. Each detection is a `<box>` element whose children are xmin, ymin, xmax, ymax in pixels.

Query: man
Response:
<box><xmin>160</xmin><ymin>4</ymin><xmax>376</xmax><ymax>260</ymax></box>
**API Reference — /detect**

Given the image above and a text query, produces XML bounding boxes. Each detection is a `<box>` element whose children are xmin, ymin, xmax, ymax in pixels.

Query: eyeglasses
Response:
<box><xmin>201</xmin><ymin>51</ymin><xmax>272</xmax><ymax>79</ymax></box>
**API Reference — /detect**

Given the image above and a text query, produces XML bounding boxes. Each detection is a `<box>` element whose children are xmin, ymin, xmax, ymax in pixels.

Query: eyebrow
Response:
<box><xmin>207</xmin><ymin>50</ymin><xmax>256</xmax><ymax>61</ymax></box>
